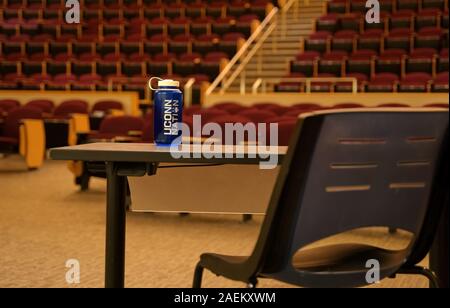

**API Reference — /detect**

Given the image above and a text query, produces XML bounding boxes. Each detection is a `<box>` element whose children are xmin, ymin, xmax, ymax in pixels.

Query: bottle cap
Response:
<box><xmin>158</xmin><ymin>79</ymin><xmax>180</xmax><ymax>87</ymax></box>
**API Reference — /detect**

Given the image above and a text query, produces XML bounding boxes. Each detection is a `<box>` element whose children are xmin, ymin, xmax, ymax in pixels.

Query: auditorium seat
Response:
<box><xmin>72</xmin><ymin>115</ymin><xmax>145</xmax><ymax>190</ymax></box>
<box><xmin>432</xmin><ymin>71</ymin><xmax>449</xmax><ymax>92</ymax></box>
<box><xmin>398</xmin><ymin>72</ymin><xmax>432</xmax><ymax>92</ymax></box>
<box><xmin>92</xmin><ymin>100</ymin><xmax>124</xmax><ymax>115</ymax></box>
<box><xmin>0</xmin><ymin>99</ymin><xmax>21</xmax><ymax>113</ymax></box>
<box><xmin>53</xmin><ymin>100</ymin><xmax>89</xmax><ymax>118</ymax></box>
<box><xmin>378</xmin><ymin>103</ymin><xmax>410</xmax><ymax>107</ymax></box>
<box><xmin>238</xmin><ymin>109</ymin><xmax>277</xmax><ymax>123</ymax></box>
<box><xmin>26</xmin><ymin>99</ymin><xmax>55</xmax><ymax>114</ymax></box>
<box><xmin>0</xmin><ymin>106</ymin><xmax>45</xmax><ymax>169</ymax></box>
<box><xmin>366</xmin><ymin>73</ymin><xmax>399</xmax><ymax>92</ymax></box>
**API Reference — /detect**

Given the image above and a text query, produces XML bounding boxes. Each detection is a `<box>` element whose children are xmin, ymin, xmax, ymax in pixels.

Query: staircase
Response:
<box><xmin>221</xmin><ymin>0</ymin><xmax>327</xmax><ymax>93</ymax></box>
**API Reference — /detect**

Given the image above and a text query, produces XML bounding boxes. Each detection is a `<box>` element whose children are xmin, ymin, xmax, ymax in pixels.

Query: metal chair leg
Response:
<box><xmin>193</xmin><ymin>263</ymin><xmax>204</xmax><ymax>288</ymax></box>
<box><xmin>398</xmin><ymin>266</ymin><xmax>440</xmax><ymax>288</ymax></box>
<box><xmin>243</xmin><ymin>214</ymin><xmax>252</xmax><ymax>222</ymax></box>
<box><xmin>247</xmin><ymin>277</ymin><xmax>258</xmax><ymax>288</ymax></box>
<box><xmin>388</xmin><ymin>227</ymin><xmax>397</xmax><ymax>234</ymax></box>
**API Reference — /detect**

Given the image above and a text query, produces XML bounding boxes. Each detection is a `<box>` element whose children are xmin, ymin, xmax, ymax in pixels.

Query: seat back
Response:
<box><xmin>26</xmin><ymin>99</ymin><xmax>55</xmax><ymax>113</ymax></box>
<box><xmin>53</xmin><ymin>100</ymin><xmax>89</xmax><ymax>117</ymax></box>
<box><xmin>99</xmin><ymin>115</ymin><xmax>144</xmax><ymax>135</ymax></box>
<box><xmin>3</xmin><ymin>106</ymin><xmax>42</xmax><ymax>139</ymax></box>
<box><xmin>0</xmin><ymin>99</ymin><xmax>20</xmax><ymax>112</ymax></box>
<box><xmin>250</xmin><ymin>109</ymin><xmax>448</xmax><ymax>282</ymax></box>
<box><xmin>92</xmin><ymin>100</ymin><xmax>124</xmax><ymax>113</ymax></box>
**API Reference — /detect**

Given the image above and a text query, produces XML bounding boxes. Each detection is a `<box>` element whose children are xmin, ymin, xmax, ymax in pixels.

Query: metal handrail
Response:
<box><xmin>205</xmin><ymin>7</ymin><xmax>279</xmax><ymax>95</ymax></box>
<box><xmin>184</xmin><ymin>78</ymin><xmax>196</xmax><ymax>108</ymax></box>
<box><xmin>252</xmin><ymin>77</ymin><xmax>359</xmax><ymax>93</ymax></box>
<box><xmin>221</xmin><ymin>22</ymin><xmax>277</xmax><ymax>94</ymax></box>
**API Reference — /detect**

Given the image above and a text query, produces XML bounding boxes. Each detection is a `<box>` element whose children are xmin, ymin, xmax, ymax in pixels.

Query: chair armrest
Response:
<box><xmin>110</xmin><ymin>109</ymin><xmax>125</xmax><ymax>116</ymax></box>
<box><xmin>19</xmin><ymin>119</ymin><xmax>46</xmax><ymax>168</ymax></box>
<box><xmin>68</xmin><ymin>113</ymin><xmax>91</xmax><ymax>145</ymax></box>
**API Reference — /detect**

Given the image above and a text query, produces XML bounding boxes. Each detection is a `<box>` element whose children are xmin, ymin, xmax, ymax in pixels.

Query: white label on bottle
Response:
<box><xmin>163</xmin><ymin>99</ymin><xmax>180</xmax><ymax>136</ymax></box>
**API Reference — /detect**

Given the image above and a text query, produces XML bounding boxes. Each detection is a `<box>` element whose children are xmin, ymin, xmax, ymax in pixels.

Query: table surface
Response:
<box><xmin>50</xmin><ymin>143</ymin><xmax>288</xmax><ymax>164</ymax></box>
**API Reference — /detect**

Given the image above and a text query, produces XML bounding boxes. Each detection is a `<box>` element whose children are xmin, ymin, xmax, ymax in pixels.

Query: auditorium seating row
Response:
<box><xmin>0</xmin><ymin>0</ymin><xmax>274</xmax><ymax>94</ymax></box>
<box><xmin>302</xmin><ymin>28</ymin><xmax>448</xmax><ymax>55</ymax></box>
<box><xmin>0</xmin><ymin>34</ymin><xmax>244</xmax><ymax>59</ymax></box>
<box><xmin>283</xmin><ymin>49</ymin><xmax>449</xmax><ymax>92</ymax></box>
<box><xmin>327</xmin><ymin>0</ymin><xmax>448</xmax><ymax>15</ymax></box>
<box><xmin>0</xmin><ymin>51</ymin><xmax>228</xmax><ymax>85</ymax></box>
<box><xmin>0</xmin><ymin>0</ymin><xmax>276</xmax><ymax>23</ymax></box>
<box><xmin>1</xmin><ymin>99</ymin><xmax>448</xmax><ymax>170</ymax></box>
<box><xmin>0</xmin><ymin>15</ymin><xmax>261</xmax><ymax>39</ymax></box>
<box><xmin>320</xmin><ymin>9</ymin><xmax>448</xmax><ymax>33</ymax></box>
<box><xmin>279</xmin><ymin>0</ymin><xmax>449</xmax><ymax>93</ymax></box>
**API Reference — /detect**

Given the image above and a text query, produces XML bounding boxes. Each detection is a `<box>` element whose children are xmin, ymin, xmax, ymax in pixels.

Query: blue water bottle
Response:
<box><xmin>150</xmin><ymin>78</ymin><xmax>183</xmax><ymax>146</ymax></box>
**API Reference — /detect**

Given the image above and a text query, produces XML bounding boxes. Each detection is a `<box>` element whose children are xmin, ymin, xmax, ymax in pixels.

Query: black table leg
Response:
<box><xmin>105</xmin><ymin>162</ymin><xmax>127</xmax><ymax>288</ymax></box>
<box><xmin>430</xmin><ymin>199</ymin><xmax>449</xmax><ymax>288</ymax></box>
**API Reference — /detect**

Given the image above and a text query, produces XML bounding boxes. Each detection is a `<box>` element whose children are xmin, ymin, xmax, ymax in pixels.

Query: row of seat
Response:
<box><xmin>318</xmin><ymin>10</ymin><xmax>449</xmax><ymax>33</ymax></box>
<box><xmin>0</xmin><ymin>15</ymin><xmax>261</xmax><ymax>39</ymax></box>
<box><xmin>327</xmin><ymin>0</ymin><xmax>448</xmax><ymax>14</ymax></box>
<box><xmin>0</xmin><ymin>52</ymin><xmax>223</xmax><ymax>89</ymax></box>
<box><xmin>79</xmin><ymin>101</ymin><xmax>450</xmax><ymax>148</ymax></box>
<box><xmin>0</xmin><ymin>0</ymin><xmax>274</xmax><ymax>21</ymax></box>
<box><xmin>281</xmin><ymin>1</ymin><xmax>449</xmax><ymax>93</ymax></box>
<box><xmin>1</xmin><ymin>100</ymin><xmax>448</xmax><ymax>170</ymax></box>
<box><xmin>277</xmin><ymin>71</ymin><xmax>448</xmax><ymax>93</ymax></box>
<box><xmin>0</xmin><ymin>33</ymin><xmax>244</xmax><ymax>59</ymax></box>
<box><xmin>304</xmin><ymin>27</ymin><xmax>448</xmax><ymax>54</ymax></box>
<box><xmin>291</xmin><ymin>48</ymin><xmax>448</xmax><ymax>78</ymax></box>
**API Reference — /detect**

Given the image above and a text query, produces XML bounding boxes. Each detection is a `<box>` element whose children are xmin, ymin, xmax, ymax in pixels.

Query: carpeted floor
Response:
<box><xmin>0</xmin><ymin>156</ymin><xmax>429</xmax><ymax>288</ymax></box>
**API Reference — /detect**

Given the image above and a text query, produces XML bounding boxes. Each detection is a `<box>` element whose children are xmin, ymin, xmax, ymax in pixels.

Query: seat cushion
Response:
<box><xmin>276</xmin><ymin>243</ymin><xmax>408</xmax><ymax>287</ymax></box>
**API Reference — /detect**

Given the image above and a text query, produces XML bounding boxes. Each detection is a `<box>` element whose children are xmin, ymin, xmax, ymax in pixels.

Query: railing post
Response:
<box><xmin>240</xmin><ymin>71</ymin><xmax>246</xmax><ymax>94</ymax></box>
<box><xmin>184</xmin><ymin>78</ymin><xmax>195</xmax><ymax>108</ymax></box>
<box><xmin>258</xmin><ymin>50</ymin><xmax>263</xmax><ymax>74</ymax></box>
<box><xmin>306</xmin><ymin>79</ymin><xmax>311</xmax><ymax>93</ymax></box>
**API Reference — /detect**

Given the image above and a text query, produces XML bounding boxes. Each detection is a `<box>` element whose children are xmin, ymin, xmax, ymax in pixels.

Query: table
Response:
<box><xmin>50</xmin><ymin>142</ymin><xmax>287</xmax><ymax>288</ymax></box>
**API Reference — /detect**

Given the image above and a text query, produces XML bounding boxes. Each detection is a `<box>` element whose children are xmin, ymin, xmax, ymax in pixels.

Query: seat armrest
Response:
<box><xmin>19</xmin><ymin>119</ymin><xmax>46</xmax><ymax>168</ymax></box>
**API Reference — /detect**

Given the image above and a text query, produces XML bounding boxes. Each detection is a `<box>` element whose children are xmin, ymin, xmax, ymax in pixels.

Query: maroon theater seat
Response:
<box><xmin>191</xmin><ymin>108</ymin><xmax>230</xmax><ymax>124</ymax></box>
<box><xmin>333</xmin><ymin>103</ymin><xmax>364</xmax><ymax>109</ymax></box>
<box><xmin>211</xmin><ymin>114</ymin><xmax>253</xmax><ymax>145</ymax></box>
<box><xmin>268</xmin><ymin>119</ymin><xmax>297</xmax><ymax>146</ymax></box>
<box><xmin>377</xmin><ymin>103</ymin><xmax>410</xmax><ymax>108</ymax></box>
<box><xmin>26</xmin><ymin>100</ymin><xmax>55</xmax><ymax>114</ymax></box>
<box><xmin>0</xmin><ymin>99</ymin><xmax>21</xmax><ymax>113</ymax></box>
<box><xmin>92</xmin><ymin>100</ymin><xmax>124</xmax><ymax>114</ymax></box>
<box><xmin>366</xmin><ymin>72</ymin><xmax>399</xmax><ymax>92</ymax></box>
<box><xmin>238</xmin><ymin>109</ymin><xmax>277</xmax><ymax>123</ymax></box>
<box><xmin>432</xmin><ymin>71</ymin><xmax>449</xmax><ymax>92</ymax></box>
<box><xmin>398</xmin><ymin>72</ymin><xmax>432</xmax><ymax>92</ymax></box>
<box><xmin>292</xmin><ymin>103</ymin><xmax>322</xmax><ymax>110</ymax></box>
<box><xmin>53</xmin><ymin>100</ymin><xmax>89</xmax><ymax>118</ymax></box>
<box><xmin>90</xmin><ymin>116</ymin><xmax>144</xmax><ymax>140</ymax></box>
<box><xmin>251</xmin><ymin>102</ymin><xmax>281</xmax><ymax>110</ymax></box>
<box><xmin>210</xmin><ymin>103</ymin><xmax>248</xmax><ymax>114</ymax></box>
<box><xmin>0</xmin><ymin>106</ymin><xmax>42</xmax><ymax>152</ymax></box>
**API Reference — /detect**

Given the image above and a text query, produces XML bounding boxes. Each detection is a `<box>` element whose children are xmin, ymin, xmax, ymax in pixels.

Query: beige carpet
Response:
<box><xmin>0</xmin><ymin>156</ymin><xmax>429</xmax><ymax>288</ymax></box>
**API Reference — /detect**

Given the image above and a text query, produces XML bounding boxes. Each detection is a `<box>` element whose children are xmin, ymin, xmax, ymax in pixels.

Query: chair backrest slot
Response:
<box><xmin>330</xmin><ymin>162</ymin><xmax>378</xmax><ymax>169</ymax></box>
<box><xmin>406</xmin><ymin>136</ymin><xmax>436</xmax><ymax>143</ymax></box>
<box><xmin>325</xmin><ymin>185</ymin><xmax>371</xmax><ymax>193</ymax></box>
<box><xmin>389</xmin><ymin>182</ymin><xmax>427</xmax><ymax>189</ymax></box>
<box><xmin>338</xmin><ymin>138</ymin><xmax>386</xmax><ymax>145</ymax></box>
<box><xmin>397</xmin><ymin>160</ymin><xmax>431</xmax><ymax>167</ymax></box>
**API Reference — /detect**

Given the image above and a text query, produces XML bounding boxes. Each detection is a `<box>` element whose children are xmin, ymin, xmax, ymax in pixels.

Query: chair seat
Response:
<box><xmin>270</xmin><ymin>243</ymin><xmax>406</xmax><ymax>288</ymax></box>
<box><xmin>200</xmin><ymin>243</ymin><xmax>407</xmax><ymax>287</ymax></box>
